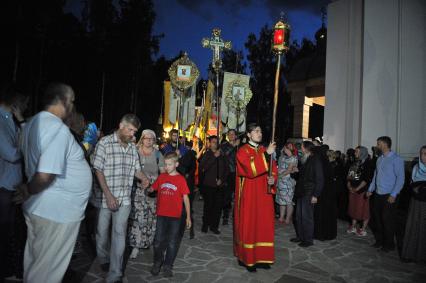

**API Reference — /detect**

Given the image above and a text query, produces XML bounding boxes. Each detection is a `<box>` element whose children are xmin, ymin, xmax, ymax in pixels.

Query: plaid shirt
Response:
<box><xmin>91</xmin><ymin>132</ymin><xmax>141</xmax><ymax>208</ymax></box>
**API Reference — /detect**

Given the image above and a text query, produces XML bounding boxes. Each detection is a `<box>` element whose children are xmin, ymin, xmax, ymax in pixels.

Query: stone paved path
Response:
<box><xmin>65</xmin><ymin>196</ymin><xmax>426</xmax><ymax>283</ymax></box>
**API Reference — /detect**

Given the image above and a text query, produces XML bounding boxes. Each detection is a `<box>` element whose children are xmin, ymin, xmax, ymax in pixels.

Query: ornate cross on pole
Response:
<box><xmin>202</xmin><ymin>28</ymin><xmax>232</xmax><ymax>72</ymax></box>
<box><xmin>202</xmin><ymin>28</ymin><xmax>231</xmax><ymax>180</ymax></box>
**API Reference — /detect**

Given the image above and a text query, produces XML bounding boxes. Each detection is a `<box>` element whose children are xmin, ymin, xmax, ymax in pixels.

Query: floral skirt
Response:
<box><xmin>276</xmin><ymin>178</ymin><xmax>296</xmax><ymax>206</ymax></box>
<box><xmin>128</xmin><ymin>188</ymin><xmax>157</xmax><ymax>249</ymax></box>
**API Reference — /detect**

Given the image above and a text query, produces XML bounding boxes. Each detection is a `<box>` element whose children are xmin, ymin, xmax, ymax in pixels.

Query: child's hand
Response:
<box><xmin>186</xmin><ymin>217</ymin><xmax>192</xmax><ymax>229</ymax></box>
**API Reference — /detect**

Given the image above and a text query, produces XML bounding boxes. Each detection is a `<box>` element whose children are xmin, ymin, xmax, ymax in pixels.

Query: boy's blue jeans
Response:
<box><xmin>153</xmin><ymin>214</ymin><xmax>183</xmax><ymax>269</ymax></box>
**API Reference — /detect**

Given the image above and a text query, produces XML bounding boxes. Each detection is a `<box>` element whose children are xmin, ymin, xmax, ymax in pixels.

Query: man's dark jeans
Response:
<box><xmin>222</xmin><ymin>172</ymin><xmax>236</xmax><ymax>221</ymax></box>
<box><xmin>201</xmin><ymin>186</ymin><xmax>224</xmax><ymax>231</ymax></box>
<box><xmin>372</xmin><ymin>193</ymin><xmax>396</xmax><ymax>249</ymax></box>
<box><xmin>296</xmin><ymin>195</ymin><xmax>314</xmax><ymax>244</ymax></box>
<box><xmin>0</xmin><ymin>188</ymin><xmax>15</xmax><ymax>279</ymax></box>
<box><xmin>153</xmin><ymin>215</ymin><xmax>182</xmax><ymax>268</ymax></box>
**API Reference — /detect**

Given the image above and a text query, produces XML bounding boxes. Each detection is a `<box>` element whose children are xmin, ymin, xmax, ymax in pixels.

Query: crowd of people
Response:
<box><xmin>1</xmin><ymin>82</ymin><xmax>425</xmax><ymax>282</ymax></box>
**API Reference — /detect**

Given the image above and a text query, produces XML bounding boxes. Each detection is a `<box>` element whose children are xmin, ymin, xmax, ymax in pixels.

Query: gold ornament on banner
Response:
<box><xmin>225</xmin><ymin>80</ymin><xmax>252</xmax><ymax>109</ymax></box>
<box><xmin>168</xmin><ymin>52</ymin><xmax>200</xmax><ymax>92</ymax></box>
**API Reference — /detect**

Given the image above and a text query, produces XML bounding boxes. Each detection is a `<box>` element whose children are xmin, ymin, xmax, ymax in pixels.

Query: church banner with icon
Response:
<box><xmin>221</xmin><ymin>72</ymin><xmax>252</xmax><ymax>133</ymax></box>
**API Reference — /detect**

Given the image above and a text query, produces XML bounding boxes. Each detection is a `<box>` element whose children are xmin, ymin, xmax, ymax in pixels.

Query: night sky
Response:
<box><xmin>65</xmin><ymin>0</ymin><xmax>329</xmax><ymax>77</ymax></box>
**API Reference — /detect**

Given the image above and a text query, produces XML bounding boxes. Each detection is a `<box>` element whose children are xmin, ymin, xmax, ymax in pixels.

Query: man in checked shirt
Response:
<box><xmin>91</xmin><ymin>114</ymin><xmax>149</xmax><ymax>283</ymax></box>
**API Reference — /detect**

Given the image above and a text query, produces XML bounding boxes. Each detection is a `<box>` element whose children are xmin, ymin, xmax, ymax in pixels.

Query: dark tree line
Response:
<box><xmin>1</xmin><ymin>0</ymin><xmax>168</xmax><ymax>133</ymax></box>
<box><xmin>1</xmin><ymin>0</ymin><xmax>320</xmax><ymax>139</ymax></box>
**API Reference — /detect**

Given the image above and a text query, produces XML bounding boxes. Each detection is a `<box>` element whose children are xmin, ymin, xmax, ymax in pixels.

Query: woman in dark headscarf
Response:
<box><xmin>346</xmin><ymin>146</ymin><xmax>374</xmax><ymax>236</ymax></box>
<box><xmin>401</xmin><ymin>145</ymin><xmax>426</xmax><ymax>262</ymax></box>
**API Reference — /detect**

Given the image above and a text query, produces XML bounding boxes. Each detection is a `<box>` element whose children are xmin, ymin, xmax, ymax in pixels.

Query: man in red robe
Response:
<box><xmin>233</xmin><ymin>123</ymin><xmax>277</xmax><ymax>272</ymax></box>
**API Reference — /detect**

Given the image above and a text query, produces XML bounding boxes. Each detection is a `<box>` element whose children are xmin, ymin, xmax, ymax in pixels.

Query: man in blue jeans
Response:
<box><xmin>91</xmin><ymin>114</ymin><xmax>149</xmax><ymax>283</ymax></box>
<box><xmin>367</xmin><ymin>136</ymin><xmax>404</xmax><ymax>252</ymax></box>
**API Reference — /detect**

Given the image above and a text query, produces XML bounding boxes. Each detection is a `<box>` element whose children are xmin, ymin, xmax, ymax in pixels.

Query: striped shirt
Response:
<box><xmin>91</xmin><ymin>132</ymin><xmax>141</xmax><ymax>208</ymax></box>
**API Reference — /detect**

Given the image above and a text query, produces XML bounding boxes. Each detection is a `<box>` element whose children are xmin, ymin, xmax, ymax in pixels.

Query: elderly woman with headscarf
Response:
<box><xmin>129</xmin><ymin>129</ymin><xmax>165</xmax><ymax>259</ymax></box>
<box><xmin>346</xmin><ymin>146</ymin><xmax>374</xmax><ymax>236</ymax></box>
<box><xmin>401</xmin><ymin>145</ymin><xmax>426</xmax><ymax>263</ymax></box>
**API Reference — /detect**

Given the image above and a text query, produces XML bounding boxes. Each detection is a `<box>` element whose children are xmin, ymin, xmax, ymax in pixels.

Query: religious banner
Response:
<box><xmin>180</xmin><ymin>85</ymin><xmax>196</xmax><ymax>131</ymax></box>
<box><xmin>221</xmin><ymin>72</ymin><xmax>252</xmax><ymax>132</ymax></box>
<box><xmin>167</xmin><ymin>83</ymin><xmax>179</xmax><ymax>125</ymax></box>
<box><xmin>168</xmin><ymin>53</ymin><xmax>199</xmax><ymax>92</ymax></box>
<box><xmin>201</xmin><ymin>80</ymin><xmax>214</xmax><ymax>132</ymax></box>
<box><xmin>163</xmin><ymin>81</ymin><xmax>175</xmax><ymax>131</ymax></box>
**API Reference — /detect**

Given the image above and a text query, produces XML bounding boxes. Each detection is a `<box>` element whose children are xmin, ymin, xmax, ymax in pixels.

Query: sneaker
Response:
<box><xmin>163</xmin><ymin>267</ymin><xmax>173</xmax><ymax>278</ymax></box>
<box><xmin>346</xmin><ymin>225</ymin><xmax>356</xmax><ymax>234</ymax></box>
<box><xmin>130</xmin><ymin>247</ymin><xmax>139</xmax><ymax>259</ymax></box>
<box><xmin>150</xmin><ymin>264</ymin><xmax>161</xmax><ymax>276</ymax></box>
<box><xmin>356</xmin><ymin>228</ymin><xmax>367</xmax><ymax>237</ymax></box>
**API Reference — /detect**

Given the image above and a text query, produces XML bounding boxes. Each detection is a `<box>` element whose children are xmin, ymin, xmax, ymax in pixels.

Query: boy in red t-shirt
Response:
<box><xmin>147</xmin><ymin>151</ymin><xmax>191</xmax><ymax>277</ymax></box>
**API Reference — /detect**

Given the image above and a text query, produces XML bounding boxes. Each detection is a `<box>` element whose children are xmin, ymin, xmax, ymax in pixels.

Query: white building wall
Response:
<box><xmin>324</xmin><ymin>0</ymin><xmax>426</xmax><ymax>158</ymax></box>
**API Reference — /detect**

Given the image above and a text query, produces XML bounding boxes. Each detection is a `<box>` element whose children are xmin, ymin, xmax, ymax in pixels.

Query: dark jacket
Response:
<box><xmin>199</xmin><ymin>149</ymin><xmax>229</xmax><ymax>188</ymax></box>
<box><xmin>295</xmin><ymin>154</ymin><xmax>324</xmax><ymax>198</ymax></box>
<box><xmin>220</xmin><ymin>141</ymin><xmax>237</xmax><ymax>173</ymax></box>
<box><xmin>177</xmin><ymin>148</ymin><xmax>197</xmax><ymax>192</ymax></box>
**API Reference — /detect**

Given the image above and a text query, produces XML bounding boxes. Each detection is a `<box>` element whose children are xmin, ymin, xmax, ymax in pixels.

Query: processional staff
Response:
<box><xmin>202</xmin><ymin>28</ymin><xmax>231</xmax><ymax>180</ymax></box>
<box><xmin>167</xmin><ymin>52</ymin><xmax>200</xmax><ymax>150</ymax></box>
<box><xmin>268</xmin><ymin>15</ymin><xmax>291</xmax><ymax>193</ymax></box>
<box><xmin>202</xmin><ymin>28</ymin><xmax>231</xmax><ymax>139</ymax></box>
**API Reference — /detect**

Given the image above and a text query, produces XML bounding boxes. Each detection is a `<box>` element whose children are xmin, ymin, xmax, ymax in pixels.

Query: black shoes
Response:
<box><xmin>201</xmin><ymin>225</ymin><xmax>208</xmax><ymax>233</ymax></box>
<box><xmin>238</xmin><ymin>260</ymin><xmax>269</xmax><ymax>272</ymax></box>
<box><xmin>256</xmin><ymin>263</ymin><xmax>271</xmax><ymax>269</ymax></box>
<box><xmin>163</xmin><ymin>267</ymin><xmax>173</xmax><ymax>278</ymax></box>
<box><xmin>290</xmin><ymin>237</ymin><xmax>301</xmax><ymax>243</ymax></box>
<box><xmin>380</xmin><ymin>246</ymin><xmax>395</xmax><ymax>253</ymax></box>
<box><xmin>298</xmin><ymin>242</ymin><xmax>313</xmax><ymax>248</ymax></box>
<box><xmin>150</xmin><ymin>264</ymin><xmax>161</xmax><ymax>276</ymax></box>
<box><xmin>100</xmin><ymin>262</ymin><xmax>110</xmax><ymax>272</ymax></box>
<box><xmin>210</xmin><ymin>228</ymin><xmax>221</xmax><ymax>235</ymax></box>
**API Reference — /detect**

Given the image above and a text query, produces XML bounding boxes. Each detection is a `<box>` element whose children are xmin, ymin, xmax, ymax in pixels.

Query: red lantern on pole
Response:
<box><xmin>268</xmin><ymin>16</ymin><xmax>290</xmax><ymax>193</ymax></box>
<box><xmin>272</xmin><ymin>20</ymin><xmax>290</xmax><ymax>53</ymax></box>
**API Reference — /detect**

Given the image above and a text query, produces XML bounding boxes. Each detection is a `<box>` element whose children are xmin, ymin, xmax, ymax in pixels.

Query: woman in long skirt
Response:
<box><xmin>129</xmin><ymin>130</ymin><xmax>165</xmax><ymax>259</ymax></box>
<box><xmin>401</xmin><ymin>145</ymin><xmax>426</xmax><ymax>262</ymax></box>
<box><xmin>346</xmin><ymin>146</ymin><xmax>374</xmax><ymax>236</ymax></box>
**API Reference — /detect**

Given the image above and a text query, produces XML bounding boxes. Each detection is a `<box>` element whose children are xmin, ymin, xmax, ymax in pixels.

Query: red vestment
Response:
<box><xmin>233</xmin><ymin>143</ymin><xmax>277</xmax><ymax>266</ymax></box>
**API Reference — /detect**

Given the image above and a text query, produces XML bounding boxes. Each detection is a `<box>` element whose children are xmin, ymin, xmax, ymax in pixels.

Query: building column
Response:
<box><xmin>292</xmin><ymin>91</ymin><xmax>312</xmax><ymax>139</ymax></box>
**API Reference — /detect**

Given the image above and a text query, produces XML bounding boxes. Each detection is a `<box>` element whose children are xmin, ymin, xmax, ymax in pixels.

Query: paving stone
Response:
<box><xmin>186</xmin><ymin>271</ymin><xmax>219</xmax><ymax>282</ymax></box>
<box><xmin>323</xmin><ymin>248</ymin><xmax>345</xmax><ymax>259</ymax></box>
<box><xmin>289</xmin><ymin>248</ymin><xmax>309</xmax><ymax>263</ymax></box>
<box><xmin>366</xmin><ymin>276</ymin><xmax>390</xmax><ymax>283</ymax></box>
<box><xmin>292</xmin><ymin>262</ymin><xmax>329</xmax><ymax>277</ymax></box>
<box><xmin>64</xmin><ymin>197</ymin><xmax>425</xmax><ymax>283</ymax></box>
<box><xmin>331</xmin><ymin>275</ymin><xmax>348</xmax><ymax>283</ymax></box>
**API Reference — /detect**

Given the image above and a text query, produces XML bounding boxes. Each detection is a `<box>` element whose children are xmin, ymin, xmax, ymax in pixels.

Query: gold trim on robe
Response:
<box><xmin>262</xmin><ymin>153</ymin><xmax>268</xmax><ymax>171</ymax></box>
<box><xmin>239</xmin><ymin>242</ymin><xmax>274</xmax><ymax>249</ymax></box>
<box><xmin>250</xmin><ymin>157</ymin><xmax>257</xmax><ymax>176</ymax></box>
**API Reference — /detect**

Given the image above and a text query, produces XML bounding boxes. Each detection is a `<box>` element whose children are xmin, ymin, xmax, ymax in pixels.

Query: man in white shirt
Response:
<box><xmin>16</xmin><ymin>83</ymin><xmax>92</xmax><ymax>283</ymax></box>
